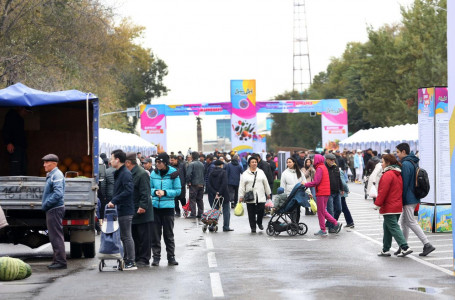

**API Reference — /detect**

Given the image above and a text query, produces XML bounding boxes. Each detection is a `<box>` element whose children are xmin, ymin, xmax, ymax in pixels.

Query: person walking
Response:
<box><xmin>347</xmin><ymin>151</ymin><xmax>355</xmax><ymax>182</ymax></box>
<box><xmin>108</xmin><ymin>150</ymin><xmax>136</xmax><ymax>270</ymax></box>
<box><xmin>375</xmin><ymin>154</ymin><xmax>413</xmax><ymax>257</ymax></box>
<box><xmin>304</xmin><ymin>154</ymin><xmax>342</xmax><ymax>236</ymax></box>
<box><xmin>207</xmin><ymin>160</ymin><xmax>233</xmax><ymax>231</ymax></box>
<box><xmin>150</xmin><ymin>153</ymin><xmax>181</xmax><ymax>266</ymax></box>
<box><xmin>339</xmin><ymin>169</ymin><xmax>355</xmax><ymax>228</ymax></box>
<box><xmin>354</xmin><ymin>149</ymin><xmax>364</xmax><ymax>184</ymax></box>
<box><xmin>186</xmin><ymin>151</ymin><xmax>205</xmax><ymax>218</ymax></box>
<box><xmin>225</xmin><ymin>154</ymin><xmax>244</xmax><ymax>208</ymax></box>
<box><xmin>303</xmin><ymin>157</ymin><xmax>316</xmax><ymax>215</ymax></box>
<box><xmin>170</xmin><ymin>155</ymin><xmax>187</xmax><ymax>217</ymax></box>
<box><xmin>239</xmin><ymin>156</ymin><xmax>271</xmax><ymax>233</ymax></box>
<box><xmin>125</xmin><ymin>152</ymin><xmax>153</xmax><ymax>267</ymax></box>
<box><xmin>99</xmin><ymin>157</ymin><xmax>115</xmax><ymax>221</ymax></box>
<box><xmin>396</xmin><ymin>143</ymin><xmax>435</xmax><ymax>256</ymax></box>
<box><xmin>41</xmin><ymin>154</ymin><xmax>67</xmax><ymax>269</ymax></box>
<box><xmin>324</xmin><ymin>153</ymin><xmax>344</xmax><ymax>233</ymax></box>
<box><xmin>367</xmin><ymin>154</ymin><xmax>384</xmax><ymax>203</ymax></box>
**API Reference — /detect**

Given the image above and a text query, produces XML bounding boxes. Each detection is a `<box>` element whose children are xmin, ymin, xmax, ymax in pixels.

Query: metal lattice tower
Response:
<box><xmin>293</xmin><ymin>0</ymin><xmax>312</xmax><ymax>92</ymax></box>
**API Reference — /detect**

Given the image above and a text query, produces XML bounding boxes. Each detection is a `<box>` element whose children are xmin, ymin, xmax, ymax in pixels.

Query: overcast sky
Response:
<box><xmin>111</xmin><ymin>0</ymin><xmax>415</xmax><ymax>152</ymax></box>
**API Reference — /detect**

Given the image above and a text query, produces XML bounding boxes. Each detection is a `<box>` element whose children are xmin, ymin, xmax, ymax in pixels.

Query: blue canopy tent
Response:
<box><xmin>0</xmin><ymin>83</ymin><xmax>99</xmax><ymax>178</ymax></box>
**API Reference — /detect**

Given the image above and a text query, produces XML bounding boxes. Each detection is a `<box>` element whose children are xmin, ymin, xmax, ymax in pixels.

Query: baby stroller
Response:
<box><xmin>267</xmin><ymin>184</ymin><xmax>308</xmax><ymax>237</ymax></box>
<box><xmin>201</xmin><ymin>196</ymin><xmax>224</xmax><ymax>233</ymax></box>
<box><xmin>98</xmin><ymin>205</ymin><xmax>124</xmax><ymax>271</ymax></box>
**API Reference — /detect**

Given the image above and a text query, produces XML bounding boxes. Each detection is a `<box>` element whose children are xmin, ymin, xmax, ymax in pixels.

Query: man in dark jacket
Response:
<box><xmin>99</xmin><ymin>158</ymin><xmax>115</xmax><ymax>220</ymax></box>
<box><xmin>2</xmin><ymin>107</ymin><xmax>30</xmax><ymax>175</ymax></box>
<box><xmin>225</xmin><ymin>155</ymin><xmax>244</xmax><ymax>208</ymax></box>
<box><xmin>207</xmin><ymin>160</ymin><xmax>233</xmax><ymax>231</ymax></box>
<box><xmin>204</xmin><ymin>154</ymin><xmax>215</xmax><ymax>191</ymax></box>
<box><xmin>186</xmin><ymin>151</ymin><xmax>205</xmax><ymax>218</ymax></box>
<box><xmin>365</xmin><ymin>151</ymin><xmax>380</xmax><ymax>176</ymax></box>
<box><xmin>296</xmin><ymin>151</ymin><xmax>306</xmax><ymax>169</ymax></box>
<box><xmin>396</xmin><ymin>143</ymin><xmax>435</xmax><ymax>256</ymax></box>
<box><xmin>254</xmin><ymin>154</ymin><xmax>273</xmax><ymax>192</ymax></box>
<box><xmin>324</xmin><ymin>153</ymin><xmax>344</xmax><ymax>233</ymax></box>
<box><xmin>108</xmin><ymin>149</ymin><xmax>136</xmax><ymax>270</ymax></box>
<box><xmin>125</xmin><ymin>152</ymin><xmax>153</xmax><ymax>267</ymax></box>
<box><xmin>170</xmin><ymin>155</ymin><xmax>186</xmax><ymax>217</ymax></box>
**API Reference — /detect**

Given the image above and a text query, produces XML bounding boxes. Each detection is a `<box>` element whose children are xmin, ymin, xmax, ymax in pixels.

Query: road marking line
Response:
<box><xmin>422</xmin><ymin>257</ymin><xmax>453</xmax><ymax>261</ymax></box>
<box><xmin>439</xmin><ymin>264</ymin><xmax>453</xmax><ymax>268</ymax></box>
<box><xmin>206</xmin><ymin>237</ymin><xmax>214</xmax><ymax>250</ymax></box>
<box><xmin>32</xmin><ymin>243</ymin><xmax>50</xmax><ymax>253</ymax></box>
<box><xmin>208</xmin><ymin>252</ymin><xmax>218</xmax><ymax>268</ymax></box>
<box><xmin>351</xmin><ymin>230</ymin><xmax>454</xmax><ymax>276</ymax></box>
<box><xmin>210</xmin><ymin>272</ymin><xmax>224</xmax><ymax>298</ymax></box>
<box><xmin>430</xmin><ymin>250</ymin><xmax>454</xmax><ymax>253</ymax></box>
<box><xmin>407</xmin><ymin>239</ymin><xmax>451</xmax><ymax>244</ymax></box>
<box><xmin>267</xmin><ymin>238</ymin><xmax>318</xmax><ymax>241</ymax></box>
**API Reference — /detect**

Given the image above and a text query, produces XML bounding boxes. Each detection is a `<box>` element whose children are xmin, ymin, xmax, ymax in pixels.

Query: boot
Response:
<box><xmin>168</xmin><ymin>257</ymin><xmax>179</xmax><ymax>266</ymax></box>
<box><xmin>419</xmin><ymin>243</ymin><xmax>435</xmax><ymax>256</ymax></box>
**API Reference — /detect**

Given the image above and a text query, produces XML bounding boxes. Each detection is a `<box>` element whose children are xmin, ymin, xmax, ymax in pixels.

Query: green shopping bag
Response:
<box><xmin>234</xmin><ymin>202</ymin><xmax>244</xmax><ymax>216</ymax></box>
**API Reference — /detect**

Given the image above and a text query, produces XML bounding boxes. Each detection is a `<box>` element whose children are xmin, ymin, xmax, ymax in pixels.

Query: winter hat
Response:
<box><xmin>156</xmin><ymin>153</ymin><xmax>170</xmax><ymax>165</ymax></box>
<box><xmin>213</xmin><ymin>159</ymin><xmax>224</xmax><ymax>166</ymax></box>
<box><xmin>324</xmin><ymin>153</ymin><xmax>336</xmax><ymax>161</ymax></box>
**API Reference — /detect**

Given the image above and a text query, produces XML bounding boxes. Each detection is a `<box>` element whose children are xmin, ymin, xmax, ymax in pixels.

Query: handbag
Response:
<box><xmin>369</xmin><ymin>184</ymin><xmax>378</xmax><ymax>198</ymax></box>
<box><xmin>244</xmin><ymin>171</ymin><xmax>257</xmax><ymax>202</ymax></box>
<box><xmin>234</xmin><ymin>202</ymin><xmax>244</xmax><ymax>216</ymax></box>
<box><xmin>309</xmin><ymin>196</ymin><xmax>317</xmax><ymax>213</ymax></box>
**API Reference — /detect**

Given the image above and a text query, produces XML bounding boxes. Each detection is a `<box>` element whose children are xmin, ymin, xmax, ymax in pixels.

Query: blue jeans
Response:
<box><xmin>326</xmin><ymin>193</ymin><xmax>342</xmax><ymax>229</ymax></box>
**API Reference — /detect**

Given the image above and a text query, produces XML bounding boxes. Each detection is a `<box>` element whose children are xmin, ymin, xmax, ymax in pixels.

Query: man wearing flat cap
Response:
<box><xmin>41</xmin><ymin>154</ymin><xmax>67</xmax><ymax>269</ymax></box>
<box><xmin>324</xmin><ymin>153</ymin><xmax>344</xmax><ymax>233</ymax></box>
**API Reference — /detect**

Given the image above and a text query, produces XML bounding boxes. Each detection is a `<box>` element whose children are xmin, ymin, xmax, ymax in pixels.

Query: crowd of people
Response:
<box><xmin>91</xmin><ymin>142</ymin><xmax>433</xmax><ymax>270</ymax></box>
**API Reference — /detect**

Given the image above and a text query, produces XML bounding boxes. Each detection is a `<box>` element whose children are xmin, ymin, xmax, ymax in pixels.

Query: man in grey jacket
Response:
<box><xmin>186</xmin><ymin>151</ymin><xmax>205</xmax><ymax>218</ymax></box>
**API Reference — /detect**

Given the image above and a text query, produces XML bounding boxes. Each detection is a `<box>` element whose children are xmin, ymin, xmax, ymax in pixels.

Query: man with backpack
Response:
<box><xmin>395</xmin><ymin>143</ymin><xmax>435</xmax><ymax>257</ymax></box>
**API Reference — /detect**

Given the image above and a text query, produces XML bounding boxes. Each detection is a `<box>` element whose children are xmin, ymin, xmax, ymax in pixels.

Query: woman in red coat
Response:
<box><xmin>375</xmin><ymin>154</ymin><xmax>412</xmax><ymax>257</ymax></box>
<box><xmin>304</xmin><ymin>154</ymin><xmax>342</xmax><ymax>236</ymax></box>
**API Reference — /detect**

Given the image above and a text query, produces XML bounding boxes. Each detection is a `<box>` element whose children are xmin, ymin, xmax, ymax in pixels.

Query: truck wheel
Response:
<box><xmin>82</xmin><ymin>242</ymin><xmax>95</xmax><ymax>258</ymax></box>
<box><xmin>70</xmin><ymin>242</ymin><xmax>82</xmax><ymax>258</ymax></box>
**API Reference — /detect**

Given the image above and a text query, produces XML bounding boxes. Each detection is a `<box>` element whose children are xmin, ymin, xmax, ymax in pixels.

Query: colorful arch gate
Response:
<box><xmin>140</xmin><ymin>80</ymin><xmax>348</xmax><ymax>154</ymax></box>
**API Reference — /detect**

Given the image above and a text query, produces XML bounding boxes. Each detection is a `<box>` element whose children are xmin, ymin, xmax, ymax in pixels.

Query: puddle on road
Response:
<box><xmin>409</xmin><ymin>287</ymin><xmax>439</xmax><ymax>294</ymax></box>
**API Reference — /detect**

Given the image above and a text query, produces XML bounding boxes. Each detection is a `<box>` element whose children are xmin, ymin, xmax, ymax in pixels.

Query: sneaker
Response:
<box><xmin>345</xmin><ymin>223</ymin><xmax>355</xmax><ymax>228</ymax></box>
<box><xmin>419</xmin><ymin>243</ymin><xmax>435</xmax><ymax>256</ymax></box>
<box><xmin>334</xmin><ymin>222</ymin><xmax>343</xmax><ymax>234</ymax></box>
<box><xmin>314</xmin><ymin>230</ymin><xmax>328</xmax><ymax>236</ymax></box>
<box><xmin>377</xmin><ymin>251</ymin><xmax>391</xmax><ymax>257</ymax></box>
<box><xmin>124</xmin><ymin>261</ymin><xmax>137</xmax><ymax>271</ymax></box>
<box><xmin>151</xmin><ymin>258</ymin><xmax>160</xmax><ymax>266</ymax></box>
<box><xmin>393</xmin><ymin>248</ymin><xmax>401</xmax><ymax>256</ymax></box>
<box><xmin>397</xmin><ymin>248</ymin><xmax>413</xmax><ymax>257</ymax></box>
<box><xmin>168</xmin><ymin>257</ymin><xmax>179</xmax><ymax>266</ymax></box>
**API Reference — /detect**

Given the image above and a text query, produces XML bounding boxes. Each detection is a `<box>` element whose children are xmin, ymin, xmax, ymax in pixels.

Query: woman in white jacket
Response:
<box><xmin>239</xmin><ymin>156</ymin><xmax>272</xmax><ymax>233</ymax></box>
<box><xmin>367</xmin><ymin>160</ymin><xmax>383</xmax><ymax>202</ymax></box>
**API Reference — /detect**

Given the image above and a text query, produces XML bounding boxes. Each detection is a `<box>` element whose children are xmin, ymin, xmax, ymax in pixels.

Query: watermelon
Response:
<box><xmin>0</xmin><ymin>257</ymin><xmax>20</xmax><ymax>281</ymax></box>
<box><xmin>25</xmin><ymin>263</ymin><xmax>32</xmax><ymax>278</ymax></box>
<box><xmin>16</xmin><ymin>263</ymin><xmax>28</xmax><ymax>280</ymax></box>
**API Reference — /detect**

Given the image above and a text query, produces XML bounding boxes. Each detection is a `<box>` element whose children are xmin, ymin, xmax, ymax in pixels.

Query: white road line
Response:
<box><xmin>351</xmin><ymin>230</ymin><xmax>454</xmax><ymax>276</ymax></box>
<box><xmin>32</xmin><ymin>243</ymin><xmax>50</xmax><ymax>253</ymax></box>
<box><xmin>439</xmin><ymin>264</ymin><xmax>454</xmax><ymax>268</ymax></box>
<box><xmin>422</xmin><ymin>257</ymin><xmax>453</xmax><ymax>261</ymax></box>
<box><xmin>407</xmin><ymin>239</ymin><xmax>452</xmax><ymax>244</ymax></box>
<box><xmin>267</xmin><ymin>238</ymin><xmax>318</xmax><ymax>241</ymax></box>
<box><xmin>210</xmin><ymin>272</ymin><xmax>225</xmax><ymax>298</ymax></box>
<box><xmin>206</xmin><ymin>237</ymin><xmax>214</xmax><ymax>250</ymax></box>
<box><xmin>208</xmin><ymin>252</ymin><xmax>218</xmax><ymax>268</ymax></box>
<box><xmin>430</xmin><ymin>250</ymin><xmax>454</xmax><ymax>253</ymax></box>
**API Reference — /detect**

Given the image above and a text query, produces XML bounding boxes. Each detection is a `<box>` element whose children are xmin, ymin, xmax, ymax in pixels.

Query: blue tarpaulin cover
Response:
<box><xmin>0</xmin><ymin>83</ymin><xmax>97</xmax><ymax>107</ymax></box>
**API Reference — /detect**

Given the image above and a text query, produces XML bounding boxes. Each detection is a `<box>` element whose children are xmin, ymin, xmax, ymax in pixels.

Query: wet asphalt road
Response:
<box><xmin>1</xmin><ymin>183</ymin><xmax>455</xmax><ymax>299</ymax></box>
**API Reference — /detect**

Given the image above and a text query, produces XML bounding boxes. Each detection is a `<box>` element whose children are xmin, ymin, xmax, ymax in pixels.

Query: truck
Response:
<box><xmin>0</xmin><ymin>83</ymin><xmax>100</xmax><ymax>258</ymax></box>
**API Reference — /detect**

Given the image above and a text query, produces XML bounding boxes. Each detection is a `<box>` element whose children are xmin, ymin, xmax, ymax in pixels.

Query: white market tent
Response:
<box><xmin>339</xmin><ymin>124</ymin><xmax>418</xmax><ymax>153</ymax></box>
<box><xmin>99</xmin><ymin>128</ymin><xmax>157</xmax><ymax>156</ymax></box>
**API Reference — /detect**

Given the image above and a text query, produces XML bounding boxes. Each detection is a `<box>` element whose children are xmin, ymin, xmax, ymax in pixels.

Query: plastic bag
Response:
<box><xmin>347</xmin><ymin>168</ymin><xmax>352</xmax><ymax>176</ymax></box>
<box><xmin>0</xmin><ymin>205</ymin><xmax>8</xmax><ymax>229</ymax></box>
<box><xmin>309</xmin><ymin>197</ymin><xmax>317</xmax><ymax>213</ymax></box>
<box><xmin>234</xmin><ymin>202</ymin><xmax>244</xmax><ymax>216</ymax></box>
<box><xmin>369</xmin><ymin>184</ymin><xmax>378</xmax><ymax>198</ymax></box>
<box><xmin>265</xmin><ymin>199</ymin><xmax>274</xmax><ymax>209</ymax></box>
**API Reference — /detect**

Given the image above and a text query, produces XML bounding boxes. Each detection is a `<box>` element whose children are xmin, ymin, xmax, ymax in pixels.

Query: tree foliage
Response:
<box><xmin>0</xmin><ymin>0</ymin><xmax>168</xmax><ymax>132</ymax></box>
<box><xmin>268</xmin><ymin>0</ymin><xmax>447</xmax><ymax>149</ymax></box>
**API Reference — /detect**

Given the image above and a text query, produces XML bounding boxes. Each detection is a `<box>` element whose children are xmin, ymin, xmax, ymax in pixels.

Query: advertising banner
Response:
<box><xmin>166</xmin><ymin>103</ymin><xmax>231</xmax><ymax>116</ymax></box>
<box><xmin>253</xmin><ymin>134</ymin><xmax>267</xmax><ymax>154</ymax></box>
<box><xmin>140</xmin><ymin>104</ymin><xmax>167</xmax><ymax>153</ymax></box>
<box><xmin>230</xmin><ymin>80</ymin><xmax>257</xmax><ymax>155</ymax></box>
<box><xmin>435</xmin><ymin>87</ymin><xmax>451</xmax><ymax>205</ymax></box>
<box><xmin>321</xmin><ymin>99</ymin><xmax>348</xmax><ymax>150</ymax></box>
<box><xmin>256</xmin><ymin>100</ymin><xmax>323</xmax><ymax>113</ymax></box>
<box><xmin>418</xmin><ymin>88</ymin><xmax>436</xmax><ymax>204</ymax></box>
<box><xmin>448</xmin><ymin>0</ymin><xmax>455</xmax><ymax>269</ymax></box>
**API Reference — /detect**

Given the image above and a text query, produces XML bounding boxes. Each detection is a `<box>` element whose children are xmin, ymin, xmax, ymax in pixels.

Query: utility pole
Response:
<box><xmin>196</xmin><ymin>116</ymin><xmax>203</xmax><ymax>152</ymax></box>
<box><xmin>293</xmin><ymin>0</ymin><xmax>312</xmax><ymax>92</ymax></box>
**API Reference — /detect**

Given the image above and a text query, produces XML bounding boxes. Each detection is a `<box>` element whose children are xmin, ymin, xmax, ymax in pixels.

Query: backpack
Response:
<box><xmin>409</xmin><ymin>161</ymin><xmax>430</xmax><ymax>199</ymax></box>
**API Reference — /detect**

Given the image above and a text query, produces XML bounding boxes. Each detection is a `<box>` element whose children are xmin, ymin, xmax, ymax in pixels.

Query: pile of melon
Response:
<box><xmin>0</xmin><ymin>257</ymin><xmax>32</xmax><ymax>281</ymax></box>
<box><xmin>40</xmin><ymin>155</ymin><xmax>92</xmax><ymax>177</ymax></box>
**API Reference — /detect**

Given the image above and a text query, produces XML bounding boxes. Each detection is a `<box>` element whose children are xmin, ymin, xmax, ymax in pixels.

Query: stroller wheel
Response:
<box><xmin>298</xmin><ymin>223</ymin><xmax>308</xmax><ymax>235</ymax></box>
<box><xmin>287</xmin><ymin>223</ymin><xmax>299</xmax><ymax>236</ymax></box>
<box><xmin>266</xmin><ymin>224</ymin><xmax>275</xmax><ymax>236</ymax></box>
<box><xmin>99</xmin><ymin>260</ymin><xmax>104</xmax><ymax>272</ymax></box>
<box><xmin>202</xmin><ymin>225</ymin><xmax>207</xmax><ymax>233</ymax></box>
<box><xmin>208</xmin><ymin>225</ymin><xmax>215</xmax><ymax>232</ymax></box>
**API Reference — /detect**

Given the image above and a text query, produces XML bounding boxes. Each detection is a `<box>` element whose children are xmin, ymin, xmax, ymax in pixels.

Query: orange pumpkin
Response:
<box><xmin>69</xmin><ymin>163</ymin><xmax>79</xmax><ymax>172</ymax></box>
<box><xmin>82</xmin><ymin>155</ymin><xmax>92</xmax><ymax>164</ymax></box>
<box><xmin>63</xmin><ymin>157</ymin><xmax>73</xmax><ymax>167</ymax></box>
